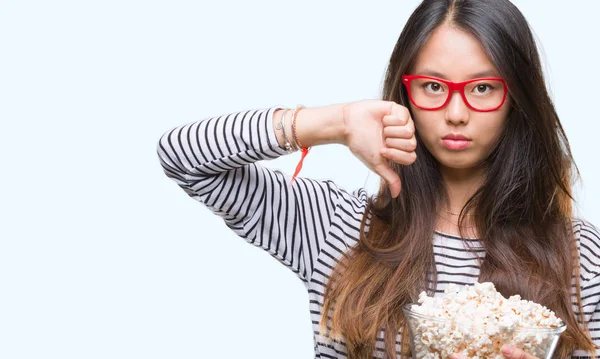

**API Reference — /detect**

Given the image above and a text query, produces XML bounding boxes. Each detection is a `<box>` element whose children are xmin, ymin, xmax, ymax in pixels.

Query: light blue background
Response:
<box><xmin>1</xmin><ymin>1</ymin><xmax>598</xmax><ymax>358</ymax></box>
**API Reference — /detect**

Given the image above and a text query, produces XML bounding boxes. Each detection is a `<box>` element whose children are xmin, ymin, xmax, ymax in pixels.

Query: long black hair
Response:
<box><xmin>320</xmin><ymin>1</ymin><xmax>597</xmax><ymax>358</ymax></box>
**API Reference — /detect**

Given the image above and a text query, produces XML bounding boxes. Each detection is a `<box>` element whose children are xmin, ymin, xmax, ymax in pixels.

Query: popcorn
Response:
<box><xmin>404</xmin><ymin>282</ymin><xmax>565</xmax><ymax>359</ymax></box>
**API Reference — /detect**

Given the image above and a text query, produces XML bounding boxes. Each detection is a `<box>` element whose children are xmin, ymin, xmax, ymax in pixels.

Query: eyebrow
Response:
<box><xmin>417</xmin><ymin>69</ymin><xmax>500</xmax><ymax>79</ymax></box>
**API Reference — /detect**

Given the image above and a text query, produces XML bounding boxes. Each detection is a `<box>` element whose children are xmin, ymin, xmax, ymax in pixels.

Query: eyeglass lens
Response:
<box><xmin>409</xmin><ymin>78</ymin><xmax>505</xmax><ymax>110</ymax></box>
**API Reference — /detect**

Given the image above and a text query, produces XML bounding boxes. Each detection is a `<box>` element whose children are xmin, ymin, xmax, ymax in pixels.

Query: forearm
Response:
<box><xmin>158</xmin><ymin>107</ymin><xmax>286</xmax><ymax>179</ymax></box>
<box><xmin>273</xmin><ymin>104</ymin><xmax>347</xmax><ymax>149</ymax></box>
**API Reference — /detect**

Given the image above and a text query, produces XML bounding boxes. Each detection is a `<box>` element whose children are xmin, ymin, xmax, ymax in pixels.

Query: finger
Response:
<box><xmin>383</xmin><ymin>123</ymin><xmax>415</xmax><ymax>139</ymax></box>
<box><xmin>390</xmin><ymin>104</ymin><xmax>411</xmax><ymax>122</ymax></box>
<box><xmin>382</xmin><ymin>114</ymin><xmax>407</xmax><ymax>127</ymax></box>
<box><xmin>384</xmin><ymin>137</ymin><xmax>417</xmax><ymax>152</ymax></box>
<box><xmin>373</xmin><ymin>161</ymin><xmax>401</xmax><ymax>198</ymax></box>
<box><xmin>450</xmin><ymin>354</ymin><xmax>467</xmax><ymax>359</ymax></box>
<box><xmin>381</xmin><ymin>148</ymin><xmax>417</xmax><ymax>165</ymax></box>
<box><xmin>502</xmin><ymin>345</ymin><xmax>536</xmax><ymax>359</ymax></box>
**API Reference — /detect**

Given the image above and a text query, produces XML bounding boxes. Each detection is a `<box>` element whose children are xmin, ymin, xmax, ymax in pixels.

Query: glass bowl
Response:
<box><xmin>402</xmin><ymin>303</ymin><xmax>566</xmax><ymax>359</ymax></box>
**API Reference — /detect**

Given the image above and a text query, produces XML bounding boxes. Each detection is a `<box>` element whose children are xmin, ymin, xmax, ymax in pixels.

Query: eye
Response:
<box><xmin>473</xmin><ymin>83</ymin><xmax>494</xmax><ymax>94</ymax></box>
<box><xmin>423</xmin><ymin>82</ymin><xmax>445</xmax><ymax>93</ymax></box>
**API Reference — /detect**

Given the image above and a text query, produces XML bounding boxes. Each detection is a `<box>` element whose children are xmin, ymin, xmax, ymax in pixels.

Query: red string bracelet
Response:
<box><xmin>289</xmin><ymin>105</ymin><xmax>310</xmax><ymax>186</ymax></box>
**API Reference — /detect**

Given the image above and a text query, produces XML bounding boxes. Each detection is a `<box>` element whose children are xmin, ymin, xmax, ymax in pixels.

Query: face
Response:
<box><xmin>407</xmin><ymin>23</ymin><xmax>511</xmax><ymax>176</ymax></box>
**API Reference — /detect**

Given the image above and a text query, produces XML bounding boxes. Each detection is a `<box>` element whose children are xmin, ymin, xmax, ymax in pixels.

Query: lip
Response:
<box><xmin>442</xmin><ymin>139</ymin><xmax>471</xmax><ymax>150</ymax></box>
<box><xmin>442</xmin><ymin>134</ymin><xmax>470</xmax><ymax>141</ymax></box>
<box><xmin>441</xmin><ymin>134</ymin><xmax>472</xmax><ymax>150</ymax></box>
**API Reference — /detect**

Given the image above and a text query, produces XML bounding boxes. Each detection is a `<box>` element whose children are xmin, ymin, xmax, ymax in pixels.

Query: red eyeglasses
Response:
<box><xmin>401</xmin><ymin>75</ymin><xmax>509</xmax><ymax>112</ymax></box>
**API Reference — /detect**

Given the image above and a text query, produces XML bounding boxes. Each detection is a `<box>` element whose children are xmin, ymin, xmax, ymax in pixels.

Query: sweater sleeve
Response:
<box><xmin>572</xmin><ymin>274</ymin><xmax>600</xmax><ymax>358</ymax></box>
<box><xmin>572</xmin><ymin>219</ymin><xmax>600</xmax><ymax>358</ymax></box>
<box><xmin>156</xmin><ymin>106</ymin><xmax>362</xmax><ymax>285</ymax></box>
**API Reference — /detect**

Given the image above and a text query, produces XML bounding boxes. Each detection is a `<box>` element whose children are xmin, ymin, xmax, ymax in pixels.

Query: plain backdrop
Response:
<box><xmin>1</xmin><ymin>1</ymin><xmax>598</xmax><ymax>358</ymax></box>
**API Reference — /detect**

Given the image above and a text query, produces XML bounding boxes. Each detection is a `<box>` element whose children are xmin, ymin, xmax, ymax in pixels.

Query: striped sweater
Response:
<box><xmin>156</xmin><ymin>105</ymin><xmax>600</xmax><ymax>358</ymax></box>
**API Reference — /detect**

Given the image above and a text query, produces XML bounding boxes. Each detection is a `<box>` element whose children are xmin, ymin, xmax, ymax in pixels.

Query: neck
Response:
<box><xmin>439</xmin><ymin>165</ymin><xmax>486</xmax><ymax>214</ymax></box>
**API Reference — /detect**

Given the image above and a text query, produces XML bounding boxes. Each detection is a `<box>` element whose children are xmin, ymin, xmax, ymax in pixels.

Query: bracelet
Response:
<box><xmin>284</xmin><ymin>109</ymin><xmax>300</xmax><ymax>152</ymax></box>
<box><xmin>288</xmin><ymin>104</ymin><xmax>310</xmax><ymax>187</ymax></box>
<box><xmin>275</xmin><ymin>108</ymin><xmax>296</xmax><ymax>153</ymax></box>
<box><xmin>291</xmin><ymin>105</ymin><xmax>306</xmax><ymax>149</ymax></box>
<box><xmin>287</xmin><ymin>108</ymin><xmax>300</xmax><ymax>152</ymax></box>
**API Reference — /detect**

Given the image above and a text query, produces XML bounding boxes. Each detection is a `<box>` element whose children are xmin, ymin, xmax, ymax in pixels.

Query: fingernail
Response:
<box><xmin>381</xmin><ymin>148</ymin><xmax>387</xmax><ymax>155</ymax></box>
<box><xmin>501</xmin><ymin>344</ymin><xmax>513</xmax><ymax>356</ymax></box>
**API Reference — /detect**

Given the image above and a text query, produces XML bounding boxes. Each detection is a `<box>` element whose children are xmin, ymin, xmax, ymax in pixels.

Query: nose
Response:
<box><xmin>445</xmin><ymin>91</ymin><xmax>469</xmax><ymax>125</ymax></box>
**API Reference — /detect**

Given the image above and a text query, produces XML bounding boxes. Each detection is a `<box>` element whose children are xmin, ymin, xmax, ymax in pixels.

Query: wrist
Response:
<box><xmin>296</xmin><ymin>103</ymin><xmax>347</xmax><ymax>147</ymax></box>
<box><xmin>273</xmin><ymin>108</ymin><xmax>298</xmax><ymax>151</ymax></box>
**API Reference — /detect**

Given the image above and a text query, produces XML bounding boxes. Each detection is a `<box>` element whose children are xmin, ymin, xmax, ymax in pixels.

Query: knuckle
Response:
<box><xmin>400</xmin><ymin>105</ymin><xmax>410</xmax><ymax>117</ymax></box>
<box><xmin>409</xmin><ymin>151</ymin><xmax>417</xmax><ymax>162</ymax></box>
<box><xmin>400</xmin><ymin>107</ymin><xmax>410</xmax><ymax>124</ymax></box>
<box><xmin>410</xmin><ymin>138</ymin><xmax>418</xmax><ymax>150</ymax></box>
<box><xmin>382</xmin><ymin>115</ymin><xmax>392</xmax><ymax>126</ymax></box>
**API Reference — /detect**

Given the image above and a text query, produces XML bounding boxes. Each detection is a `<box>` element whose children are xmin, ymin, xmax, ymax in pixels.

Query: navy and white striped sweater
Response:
<box><xmin>156</xmin><ymin>106</ymin><xmax>600</xmax><ymax>358</ymax></box>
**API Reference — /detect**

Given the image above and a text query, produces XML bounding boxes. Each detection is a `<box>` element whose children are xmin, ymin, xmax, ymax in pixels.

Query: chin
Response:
<box><xmin>435</xmin><ymin>154</ymin><xmax>480</xmax><ymax>170</ymax></box>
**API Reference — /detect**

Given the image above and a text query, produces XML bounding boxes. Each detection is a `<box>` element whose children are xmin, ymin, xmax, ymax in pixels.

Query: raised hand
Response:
<box><xmin>342</xmin><ymin>99</ymin><xmax>417</xmax><ymax>198</ymax></box>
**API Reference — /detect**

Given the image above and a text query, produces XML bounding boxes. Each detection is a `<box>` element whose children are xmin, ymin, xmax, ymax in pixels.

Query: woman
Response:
<box><xmin>156</xmin><ymin>0</ymin><xmax>599</xmax><ymax>358</ymax></box>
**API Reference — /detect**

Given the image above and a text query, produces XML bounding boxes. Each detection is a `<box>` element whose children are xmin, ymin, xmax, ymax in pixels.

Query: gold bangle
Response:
<box><xmin>291</xmin><ymin>105</ymin><xmax>306</xmax><ymax>149</ymax></box>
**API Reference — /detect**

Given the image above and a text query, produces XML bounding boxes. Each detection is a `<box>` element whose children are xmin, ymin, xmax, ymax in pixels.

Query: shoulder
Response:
<box><xmin>573</xmin><ymin>217</ymin><xmax>600</xmax><ymax>245</ymax></box>
<box><xmin>572</xmin><ymin>217</ymin><xmax>600</xmax><ymax>283</ymax></box>
<box><xmin>326</xmin><ymin>185</ymin><xmax>370</xmax><ymax>250</ymax></box>
<box><xmin>327</xmin><ymin>183</ymin><xmax>368</xmax><ymax>218</ymax></box>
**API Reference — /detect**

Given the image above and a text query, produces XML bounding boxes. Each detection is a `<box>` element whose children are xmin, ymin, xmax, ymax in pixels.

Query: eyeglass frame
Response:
<box><xmin>401</xmin><ymin>74</ymin><xmax>509</xmax><ymax>113</ymax></box>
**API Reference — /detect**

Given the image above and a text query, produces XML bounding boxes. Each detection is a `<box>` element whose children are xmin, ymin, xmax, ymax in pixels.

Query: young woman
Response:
<box><xmin>156</xmin><ymin>0</ymin><xmax>599</xmax><ymax>358</ymax></box>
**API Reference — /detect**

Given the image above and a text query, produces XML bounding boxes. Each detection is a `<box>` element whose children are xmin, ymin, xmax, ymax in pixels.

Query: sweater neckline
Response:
<box><xmin>434</xmin><ymin>230</ymin><xmax>479</xmax><ymax>241</ymax></box>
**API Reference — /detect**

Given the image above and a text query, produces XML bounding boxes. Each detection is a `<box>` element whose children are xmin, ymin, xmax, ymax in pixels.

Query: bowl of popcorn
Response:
<box><xmin>402</xmin><ymin>282</ymin><xmax>566</xmax><ymax>359</ymax></box>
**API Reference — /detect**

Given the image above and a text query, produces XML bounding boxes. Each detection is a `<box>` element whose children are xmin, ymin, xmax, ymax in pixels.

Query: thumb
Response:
<box><xmin>374</xmin><ymin>160</ymin><xmax>402</xmax><ymax>198</ymax></box>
